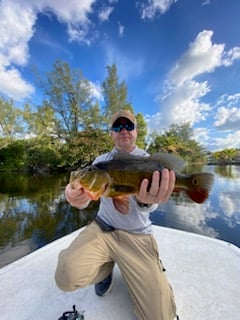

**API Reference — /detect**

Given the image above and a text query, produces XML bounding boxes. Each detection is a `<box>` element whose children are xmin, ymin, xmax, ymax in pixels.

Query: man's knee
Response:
<box><xmin>54</xmin><ymin>249</ymin><xmax>90</xmax><ymax>291</ymax></box>
<box><xmin>55</xmin><ymin>260</ymin><xmax>90</xmax><ymax>291</ymax></box>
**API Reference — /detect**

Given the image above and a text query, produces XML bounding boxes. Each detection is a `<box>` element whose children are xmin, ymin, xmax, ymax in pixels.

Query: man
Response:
<box><xmin>55</xmin><ymin>110</ymin><xmax>178</xmax><ymax>320</ymax></box>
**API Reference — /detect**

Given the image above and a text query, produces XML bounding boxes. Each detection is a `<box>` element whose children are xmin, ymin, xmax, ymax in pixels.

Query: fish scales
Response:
<box><xmin>70</xmin><ymin>152</ymin><xmax>214</xmax><ymax>214</ymax></box>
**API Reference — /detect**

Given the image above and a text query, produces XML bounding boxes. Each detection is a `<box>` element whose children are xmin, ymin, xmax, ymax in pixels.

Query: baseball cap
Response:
<box><xmin>111</xmin><ymin>110</ymin><xmax>137</xmax><ymax>126</ymax></box>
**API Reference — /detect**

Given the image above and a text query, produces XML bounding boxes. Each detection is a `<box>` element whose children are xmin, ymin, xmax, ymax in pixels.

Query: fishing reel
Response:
<box><xmin>58</xmin><ymin>305</ymin><xmax>84</xmax><ymax>320</ymax></box>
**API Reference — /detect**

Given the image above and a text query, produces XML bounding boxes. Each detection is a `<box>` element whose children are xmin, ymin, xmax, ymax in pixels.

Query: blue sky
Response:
<box><xmin>1</xmin><ymin>0</ymin><xmax>240</xmax><ymax>151</ymax></box>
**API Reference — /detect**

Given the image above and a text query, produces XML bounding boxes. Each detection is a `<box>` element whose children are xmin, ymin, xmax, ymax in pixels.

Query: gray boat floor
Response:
<box><xmin>0</xmin><ymin>225</ymin><xmax>240</xmax><ymax>320</ymax></box>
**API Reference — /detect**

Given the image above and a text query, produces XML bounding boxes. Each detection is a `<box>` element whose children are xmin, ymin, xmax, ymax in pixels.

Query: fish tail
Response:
<box><xmin>186</xmin><ymin>188</ymin><xmax>209</xmax><ymax>203</ymax></box>
<box><xmin>185</xmin><ymin>173</ymin><xmax>214</xmax><ymax>203</ymax></box>
<box><xmin>175</xmin><ymin>173</ymin><xmax>214</xmax><ymax>203</ymax></box>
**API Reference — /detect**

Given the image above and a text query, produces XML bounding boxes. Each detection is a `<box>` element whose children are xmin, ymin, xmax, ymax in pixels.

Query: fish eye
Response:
<box><xmin>192</xmin><ymin>177</ymin><xmax>198</xmax><ymax>185</ymax></box>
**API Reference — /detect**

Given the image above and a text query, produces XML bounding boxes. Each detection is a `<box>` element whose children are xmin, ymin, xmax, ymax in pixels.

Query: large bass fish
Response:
<box><xmin>70</xmin><ymin>152</ymin><xmax>214</xmax><ymax>214</ymax></box>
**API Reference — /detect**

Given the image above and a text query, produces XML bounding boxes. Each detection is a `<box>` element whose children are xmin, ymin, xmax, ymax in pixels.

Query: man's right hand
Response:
<box><xmin>65</xmin><ymin>183</ymin><xmax>91</xmax><ymax>209</ymax></box>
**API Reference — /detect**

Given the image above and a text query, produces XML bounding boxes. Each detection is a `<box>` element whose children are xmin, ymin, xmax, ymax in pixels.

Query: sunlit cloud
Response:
<box><xmin>0</xmin><ymin>0</ymin><xmax>99</xmax><ymax>100</ymax></box>
<box><xmin>0</xmin><ymin>0</ymin><xmax>36</xmax><ymax>99</ymax></box>
<box><xmin>139</xmin><ymin>0</ymin><xmax>178</xmax><ymax>19</ymax></box>
<box><xmin>211</xmin><ymin>131</ymin><xmax>240</xmax><ymax>150</ymax></box>
<box><xmin>214</xmin><ymin>106</ymin><xmax>240</xmax><ymax>131</ymax></box>
<box><xmin>161</xmin><ymin>200</ymin><xmax>219</xmax><ymax>238</ymax></box>
<box><xmin>214</xmin><ymin>94</ymin><xmax>240</xmax><ymax>131</ymax></box>
<box><xmin>219</xmin><ymin>191</ymin><xmax>240</xmax><ymax>227</ymax></box>
<box><xmin>67</xmin><ymin>23</ymin><xmax>99</xmax><ymax>45</ymax></box>
<box><xmin>147</xmin><ymin>30</ymin><xmax>240</xmax><ymax>151</ymax></box>
<box><xmin>33</xmin><ymin>0</ymin><xmax>95</xmax><ymax>24</ymax></box>
<box><xmin>88</xmin><ymin>81</ymin><xmax>104</xmax><ymax>101</ymax></box>
<box><xmin>0</xmin><ymin>66</ymin><xmax>34</xmax><ymax>100</ymax></box>
<box><xmin>168</xmin><ymin>30</ymin><xmax>224</xmax><ymax>86</ymax></box>
<box><xmin>0</xmin><ymin>0</ymin><xmax>119</xmax><ymax>101</ymax></box>
<box><xmin>193</xmin><ymin>127</ymin><xmax>211</xmax><ymax>145</ymax></box>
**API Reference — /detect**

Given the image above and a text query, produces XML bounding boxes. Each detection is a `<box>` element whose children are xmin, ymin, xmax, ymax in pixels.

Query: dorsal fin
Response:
<box><xmin>149</xmin><ymin>153</ymin><xmax>185</xmax><ymax>172</ymax></box>
<box><xmin>111</xmin><ymin>151</ymin><xmax>185</xmax><ymax>172</ymax></box>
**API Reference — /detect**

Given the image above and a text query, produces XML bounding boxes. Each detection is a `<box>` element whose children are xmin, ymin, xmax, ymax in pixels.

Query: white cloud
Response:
<box><xmin>216</xmin><ymin>93</ymin><xmax>240</xmax><ymax>107</ymax></box>
<box><xmin>32</xmin><ymin>0</ymin><xmax>95</xmax><ymax>24</ymax></box>
<box><xmin>157</xmin><ymin>79</ymin><xmax>211</xmax><ymax>126</ymax></box>
<box><xmin>214</xmin><ymin>106</ymin><xmax>240</xmax><ymax>131</ymax></box>
<box><xmin>0</xmin><ymin>0</ymin><xmax>100</xmax><ymax>100</ymax></box>
<box><xmin>35</xmin><ymin>0</ymin><xmax>97</xmax><ymax>44</ymax></box>
<box><xmin>169</xmin><ymin>30</ymin><xmax>224</xmax><ymax>86</ymax></box>
<box><xmin>202</xmin><ymin>0</ymin><xmax>211</xmax><ymax>6</ymax></box>
<box><xmin>98</xmin><ymin>5</ymin><xmax>114</xmax><ymax>22</ymax></box>
<box><xmin>219</xmin><ymin>192</ymin><xmax>240</xmax><ymax>221</ymax></box>
<box><xmin>139</xmin><ymin>0</ymin><xmax>178</xmax><ymax>19</ymax></box>
<box><xmin>211</xmin><ymin>130</ymin><xmax>240</xmax><ymax>151</ymax></box>
<box><xmin>193</xmin><ymin>127</ymin><xmax>210</xmax><ymax>145</ymax></box>
<box><xmin>214</xmin><ymin>94</ymin><xmax>240</xmax><ymax>131</ymax></box>
<box><xmin>222</xmin><ymin>47</ymin><xmax>240</xmax><ymax>66</ymax></box>
<box><xmin>161</xmin><ymin>200</ymin><xmax>218</xmax><ymax>238</ymax></box>
<box><xmin>88</xmin><ymin>81</ymin><xmax>103</xmax><ymax>101</ymax></box>
<box><xmin>118</xmin><ymin>22</ymin><xmax>125</xmax><ymax>38</ymax></box>
<box><xmin>0</xmin><ymin>1</ymin><xmax>36</xmax><ymax>66</ymax></box>
<box><xmin>0</xmin><ymin>0</ymin><xmax>35</xmax><ymax>99</ymax></box>
<box><xmin>147</xmin><ymin>30</ymin><xmax>240</xmax><ymax>142</ymax></box>
<box><xmin>0</xmin><ymin>66</ymin><xmax>34</xmax><ymax>100</ymax></box>
<box><xmin>67</xmin><ymin>23</ymin><xmax>98</xmax><ymax>45</ymax></box>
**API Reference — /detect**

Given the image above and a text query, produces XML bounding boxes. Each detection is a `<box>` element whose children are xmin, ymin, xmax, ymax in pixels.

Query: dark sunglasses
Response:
<box><xmin>112</xmin><ymin>122</ymin><xmax>135</xmax><ymax>132</ymax></box>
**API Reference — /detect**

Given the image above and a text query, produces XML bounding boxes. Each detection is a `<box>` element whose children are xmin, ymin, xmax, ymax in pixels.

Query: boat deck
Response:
<box><xmin>0</xmin><ymin>225</ymin><xmax>240</xmax><ymax>320</ymax></box>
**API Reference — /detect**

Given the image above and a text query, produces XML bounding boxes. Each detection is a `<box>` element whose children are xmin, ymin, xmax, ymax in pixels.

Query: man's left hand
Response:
<box><xmin>136</xmin><ymin>169</ymin><xmax>176</xmax><ymax>205</ymax></box>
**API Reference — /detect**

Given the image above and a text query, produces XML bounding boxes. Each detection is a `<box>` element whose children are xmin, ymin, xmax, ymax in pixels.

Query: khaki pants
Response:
<box><xmin>55</xmin><ymin>222</ymin><xmax>177</xmax><ymax>320</ymax></box>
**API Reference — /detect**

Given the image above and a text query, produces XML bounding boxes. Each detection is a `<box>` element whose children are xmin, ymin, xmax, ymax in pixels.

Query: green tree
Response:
<box><xmin>102</xmin><ymin>64</ymin><xmax>134</xmax><ymax>124</ymax></box>
<box><xmin>148</xmin><ymin>123</ymin><xmax>207</xmax><ymax>163</ymax></box>
<box><xmin>24</xmin><ymin>137</ymin><xmax>62</xmax><ymax>172</ymax></box>
<box><xmin>23</xmin><ymin>102</ymin><xmax>57</xmax><ymax>138</ymax></box>
<box><xmin>62</xmin><ymin>129</ymin><xmax>113</xmax><ymax>168</ymax></box>
<box><xmin>212</xmin><ymin>148</ymin><xmax>238</xmax><ymax>164</ymax></box>
<box><xmin>136</xmin><ymin>113</ymin><xmax>147</xmax><ymax>149</ymax></box>
<box><xmin>38</xmin><ymin>60</ymin><xmax>103</xmax><ymax>139</ymax></box>
<box><xmin>102</xmin><ymin>64</ymin><xmax>148</xmax><ymax>148</ymax></box>
<box><xmin>0</xmin><ymin>97</ymin><xmax>23</xmax><ymax>138</ymax></box>
<box><xmin>0</xmin><ymin>140</ymin><xmax>25</xmax><ymax>171</ymax></box>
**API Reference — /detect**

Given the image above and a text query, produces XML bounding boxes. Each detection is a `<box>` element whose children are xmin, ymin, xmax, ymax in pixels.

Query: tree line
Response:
<box><xmin>0</xmin><ymin>60</ymin><xmax>237</xmax><ymax>173</ymax></box>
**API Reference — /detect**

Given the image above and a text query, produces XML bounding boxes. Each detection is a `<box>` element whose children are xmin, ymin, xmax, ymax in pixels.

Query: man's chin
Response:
<box><xmin>118</xmin><ymin>142</ymin><xmax>134</xmax><ymax>152</ymax></box>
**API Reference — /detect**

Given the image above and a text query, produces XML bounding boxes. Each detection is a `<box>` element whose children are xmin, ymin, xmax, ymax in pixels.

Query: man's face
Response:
<box><xmin>111</xmin><ymin>117</ymin><xmax>138</xmax><ymax>152</ymax></box>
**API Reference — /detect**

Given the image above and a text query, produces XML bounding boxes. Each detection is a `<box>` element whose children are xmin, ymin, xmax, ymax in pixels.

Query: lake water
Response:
<box><xmin>0</xmin><ymin>165</ymin><xmax>240</xmax><ymax>268</ymax></box>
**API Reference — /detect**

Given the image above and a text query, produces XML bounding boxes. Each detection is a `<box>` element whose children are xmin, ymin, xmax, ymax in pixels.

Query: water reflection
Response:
<box><xmin>0</xmin><ymin>165</ymin><xmax>240</xmax><ymax>268</ymax></box>
<box><xmin>151</xmin><ymin>198</ymin><xmax>219</xmax><ymax>239</ymax></box>
<box><xmin>151</xmin><ymin>165</ymin><xmax>240</xmax><ymax>247</ymax></box>
<box><xmin>0</xmin><ymin>173</ymin><xmax>98</xmax><ymax>267</ymax></box>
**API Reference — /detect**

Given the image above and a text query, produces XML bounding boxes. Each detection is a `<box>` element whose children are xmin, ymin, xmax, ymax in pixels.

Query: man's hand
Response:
<box><xmin>136</xmin><ymin>169</ymin><xmax>176</xmax><ymax>205</ymax></box>
<box><xmin>65</xmin><ymin>183</ymin><xmax>91</xmax><ymax>209</ymax></box>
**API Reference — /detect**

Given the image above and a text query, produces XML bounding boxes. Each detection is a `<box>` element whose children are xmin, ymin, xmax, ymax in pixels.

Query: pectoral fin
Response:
<box><xmin>85</xmin><ymin>189</ymin><xmax>102</xmax><ymax>201</ymax></box>
<box><xmin>113</xmin><ymin>196</ymin><xmax>130</xmax><ymax>214</ymax></box>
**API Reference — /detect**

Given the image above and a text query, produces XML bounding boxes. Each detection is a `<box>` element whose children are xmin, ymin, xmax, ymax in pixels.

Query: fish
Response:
<box><xmin>69</xmin><ymin>152</ymin><xmax>214</xmax><ymax>214</ymax></box>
